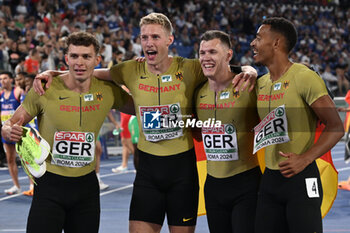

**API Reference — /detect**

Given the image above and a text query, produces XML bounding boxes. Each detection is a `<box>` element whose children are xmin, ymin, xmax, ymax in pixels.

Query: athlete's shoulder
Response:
<box><xmin>195</xmin><ymin>80</ymin><xmax>209</xmax><ymax>97</ymax></box>
<box><xmin>175</xmin><ymin>56</ymin><xmax>199</xmax><ymax>67</ymax></box>
<box><xmin>291</xmin><ymin>63</ymin><xmax>322</xmax><ymax>81</ymax></box>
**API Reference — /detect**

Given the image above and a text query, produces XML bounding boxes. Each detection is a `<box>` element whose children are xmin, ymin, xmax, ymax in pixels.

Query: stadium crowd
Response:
<box><xmin>0</xmin><ymin>0</ymin><xmax>349</xmax><ymax>95</ymax></box>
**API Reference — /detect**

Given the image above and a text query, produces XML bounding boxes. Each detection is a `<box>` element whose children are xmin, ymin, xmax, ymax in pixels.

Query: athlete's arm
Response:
<box><xmin>232</xmin><ymin>65</ymin><xmax>258</xmax><ymax>92</ymax></box>
<box><xmin>118</xmin><ymin>95</ymin><xmax>135</xmax><ymax>115</ymax></box>
<box><xmin>1</xmin><ymin>105</ymin><xmax>34</xmax><ymax>142</ymax></box>
<box><xmin>278</xmin><ymin>95</ymin><xmax>344</xmax><ymax>178</ymax></box>
<box><xmin>33</xmin><ymin>68</ymin><xmax>112</xmax><ymax>96</ymax></box>
<box><xmin>14</xmin><ymin>86</ymin><xmax>24</xmax><ymax>100</ymax></box>
<box><xmin>107</xmin><ymin>111</ymin><xmax>121</xmax><ymax>129</ymax></box>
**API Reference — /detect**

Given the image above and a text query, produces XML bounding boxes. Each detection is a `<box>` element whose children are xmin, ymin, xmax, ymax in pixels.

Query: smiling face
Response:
<box><xmin>250</xmin><ymin>24</ymin><xmax>276</xmax><ymax>66</ymax></box>
<box><xmin>199</xmin><ymin>38</ymin><xmax>232</xmax><ymax>80</ymax></box>
<box><xmin>65</xmin><ymin>44</ymin><xmax>100</xmax><ymax>83</ymax></box>
<box><xmin>140</xmin><ymin>24</ymin><xmax>173</xmax><ymax>66</ymax></box>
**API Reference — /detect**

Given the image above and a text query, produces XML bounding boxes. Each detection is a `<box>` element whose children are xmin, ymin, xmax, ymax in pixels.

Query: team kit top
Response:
<box><xmin>22</xmin><ymin>77</ymin><xmax>130</xmax><ymax>177</ymax></box>
<box><xmin>195</xmin><ymin>82</ymin><xmax>260</xmax><ymax>178</ymax></box>
<box><xmin>256</xmin><ymin>63</ymin><xmax>329</xmax><ymax>170</ymax></box>
<box><xmin>110</xmin><ymin>57</ymin><xmax>206</xmax><ymax>156</ymax></box>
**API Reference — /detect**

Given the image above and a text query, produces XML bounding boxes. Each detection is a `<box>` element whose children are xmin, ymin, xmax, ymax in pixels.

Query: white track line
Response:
<box><xmin>100</xmin><ymin>184</ymin><xmax>133</xmax><ymax>196</ymax></box>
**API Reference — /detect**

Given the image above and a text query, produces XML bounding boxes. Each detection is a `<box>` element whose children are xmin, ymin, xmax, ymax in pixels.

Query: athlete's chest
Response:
<box><xmin>129</xmin><ymin>70</ymin><xmax>195</xmax><ymax>107</ymax></box>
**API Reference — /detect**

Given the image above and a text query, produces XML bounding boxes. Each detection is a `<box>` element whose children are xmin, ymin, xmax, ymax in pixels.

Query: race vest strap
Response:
<box><xmin>253</xmin><ymin>105</ymin><xmax>290</xmax><ymax>154</ymax></box>
<box><xmin>139</xmin><ymin>103</ymin><xmax>183</xmax><ymax>142</ymax></box>
<box><xmin>51</xmin><ymin>131</ymin><xmax>95</xmax><ymax>168</ymax></box>
<box><xmin>202</xmin><ymin>124</ymin><xmax>239</xmax><ymax>161</ymax></box>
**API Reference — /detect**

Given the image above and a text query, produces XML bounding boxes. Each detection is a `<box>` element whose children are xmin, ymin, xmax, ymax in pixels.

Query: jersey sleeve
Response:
<box><xmin>111</xmin><ymin>84</ymin><xmax>132</xmax><ymax>110</ymax></box>
<box><xmin>296</xmin><ymin>68</ymin><xmax>329</xmax><ymax>106</ymax></box>
<box><xmin>22</xmin><ymin>88</ymin><xmax>45</xmax><ymax>118</ymax></box>
<box><xmin>109</xmin><ymin>61</ymin><xmax>137</xmax><ymax>86</ymax></box>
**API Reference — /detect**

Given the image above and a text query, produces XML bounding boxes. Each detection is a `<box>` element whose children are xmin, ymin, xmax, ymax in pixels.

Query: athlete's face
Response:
<box><xmin>65</xmin><ymin>45</ymin><xmax>100</xmax><ymax>83</ymax></box>
<box><xmin>199</xmin><ymin>38</ymin><xmax>232</xmax><ymax>79</ymax></box>
<box><xmin>250</xmin><ymin>24</ymin><xmax>276</xmax><ymax>66</ymax></box>
<box><xmin>15</xmin><ymin>75</ymin><xmax>25</xmax><ymax>89</ymax></box>
<box><xmin>140</xmin><ymin>24</ymin><xmax>174</xmax><ymax>66</ymax></box>
<box><xmin>0</xmin><ymin>74</ymin><xmax>13</xmax><ymax>90</ymax></box>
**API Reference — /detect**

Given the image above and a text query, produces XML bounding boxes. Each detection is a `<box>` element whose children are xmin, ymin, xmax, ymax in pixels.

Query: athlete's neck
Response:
<box><xmin>208</xmin><ymin>67</ymin><xmax>233</xmax><ymax>93</ymax></box>
<box><xmin>268</xmin><ymin>58</ymin><xmax>293</xmax><ymax>82</ymax></box>
<box><xmin>63</xmin><ymin>74</ymin><xmax>91</xmax><ymax>93</ymax></box>
<box><xmin>147</xmin><ymin>56</ymin><xmax>173</xmax><ymax>75</ymax></box>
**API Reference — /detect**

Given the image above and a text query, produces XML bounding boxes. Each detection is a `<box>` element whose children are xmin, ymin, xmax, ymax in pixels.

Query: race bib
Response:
<box><xmin>139</xmin><ymin>103</ymin><xmax>183</xmax><ymax>142</ymax></box>
<box><xmin>305</xmin><ymin>178</ymin><xmax>320</xmax><ymax>198</ymax></box>
<box><xmin>253</xmin><ymin>105</ymin><xmax>290</xmax><ymax>154</ymax></box>
<box><xmin>51</xmin><ymin>131</ymin><xmax>95</xmax><ymax>167</ymax></box>
<box><xmin>1</xmin><ymin>110</ymin><xmax>15</xmax><ymax>124</ymax></box>
<box><xmin>202</xmin><ymin>124</ymin><xmax>238</xmax><ymax>161</ymax></box>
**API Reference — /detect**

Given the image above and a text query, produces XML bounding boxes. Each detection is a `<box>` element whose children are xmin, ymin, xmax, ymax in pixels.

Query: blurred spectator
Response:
<box><xmin>169</xmin><ymin>46</ymin><xmax>179</xmax><ymax>57</ymax></box>
<box><xmin>240</xmin><ymin>50</ymin><xmax>254</xmax><ymax>66</ymax></box>
<box><xmin>24</xmin><ymin>48</ymin><xmax>40</xmax><ymax>75</ymax></box>
<box><xmin>0</xmin><ymin>37</ymin><xmax>9</xmax><ymax>71</ymax></box>
<box><xmin>321</xmin><ymin>65</ymin><xmax>339</xmax><ymax>94</ymax></box>
<box><xmin>102</xmin><ymin>34</ymin><xmax>113</xmax><ymax>64</ymax></box>
<box><xmin>335</xmin><ymin>57</ymin><xmax>349</xmax><ymax>96</ymax></box>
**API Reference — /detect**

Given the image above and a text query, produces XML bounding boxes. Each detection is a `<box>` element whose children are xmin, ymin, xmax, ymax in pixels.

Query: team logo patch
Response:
<box><xmin>175</xmin><ymin>72</ymin><xmax>183</xmax><ymax>81</ymax></box>
<box><xmin>161</xmin><ymin>75</ymin><xmax>172</xmax><ymax>82</ymax></box>
<box><xmin>232</xmin><ymin>90</ymin><xmax>240</xmax><ymax>98</ymax></box>
<box><xmin>95</xmin><ymin>92</ymin><xmax>103</xmax><ymax>101</ymax></box>
<box><xmin>274</xmin><ymin>83</ymin><xmax>281</xmax><ymax>91</ymax></box>
<box><xmin>283</xmin><ymin>80</ymin><xmax>290</xmax><ymax>89</ymax></box>
<box><xmin>84</xmin><ymin>94</ymin><xmax>93</xmax><ymax>101</ymax></box>
<box><xmin>220</xmin><ymin>91</ymin><xmax>230</xmax><ymax>99</ymax></box>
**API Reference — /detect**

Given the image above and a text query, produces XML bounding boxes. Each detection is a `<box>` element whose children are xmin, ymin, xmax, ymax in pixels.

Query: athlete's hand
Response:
<box><xmin>134</xmin><ymin>57</ymin><xmax>146</xmax><ymax>63</ymax></box>
<box><xmin>278</xmin><ymin>151</ymin><xmax>309</xmax><ymax>178</ymax></box>
<box><xmin>232</xmin><ymin>71</ymin><xmax>257</xmax><ymax>92</ymax></box>
<box><xmin>33</xmin><ymin>70</ymin><xmax>55</xmax><ymax>96</ymax></box>
<box><xmin>2</xmin><ymin>118</ymin><xmax>24</xmax><ymax>142</ymax></box>
<box><xmin>337</xmin><ymin>107</ymin><xmax>348</xmax><ymax>112</ymax></box>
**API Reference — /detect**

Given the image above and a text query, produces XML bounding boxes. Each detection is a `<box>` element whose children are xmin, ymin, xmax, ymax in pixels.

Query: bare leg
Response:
<box><xmin>4</xmin><ymin>144</ymin><xmax>20</xmax><ymax>188</ymax></box>
<box><xmin>129</xmin><ymin>220</ymin><xmax>161</xmax><ymax>233</ymax></box>
<box><xmin>169</xmin><ymin>226</ymin><xmax>196</xmax><ymax>233</ymax></box>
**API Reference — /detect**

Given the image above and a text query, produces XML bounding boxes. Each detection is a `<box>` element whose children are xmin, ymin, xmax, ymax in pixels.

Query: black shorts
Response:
<box><xmin>27</xmin><ymin>171</ymin><xmax>100</xmax><ymax>233</ymax></box>
<box><xmin>255</xmin><ymin>161</ymin><xmax>323</xmax><ymax>233</ymax></box>
<box><xmin>129</xmin><ymin>149</ymin><xmax>199</xmax><ymax>226</ymax></box>
<box><xmin>204</xmin><ymin>166</ymin><xmax>261</xmax><ymax>233</ymax></box>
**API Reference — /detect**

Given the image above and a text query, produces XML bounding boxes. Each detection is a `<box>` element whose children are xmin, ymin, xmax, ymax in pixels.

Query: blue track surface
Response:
<box><xmin>0</xmin><ymin>142</ymin><xmax>349</xmax><ymax>233</ymax></box>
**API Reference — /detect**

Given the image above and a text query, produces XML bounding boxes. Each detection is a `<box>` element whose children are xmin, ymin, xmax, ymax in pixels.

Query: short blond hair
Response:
<box><xmin>140</xmin><ymin>13</ymin><xmax>173</xmax><ymax>35</ymax></box>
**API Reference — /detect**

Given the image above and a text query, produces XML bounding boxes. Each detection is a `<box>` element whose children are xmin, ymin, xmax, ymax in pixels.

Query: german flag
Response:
<box><xmin>192</xmin><ymin>128</ymin><xmax>207</xmax><ymax>216</ymax></box>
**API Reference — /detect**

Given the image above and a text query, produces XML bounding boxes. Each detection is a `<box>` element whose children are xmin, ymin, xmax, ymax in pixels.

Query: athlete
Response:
<box><xmin>195</xmin><ymin>30</ymin><xmax>261</xmax><ymax>233</ymax></box>
<box><xmin>1</xmin><ymin>32</ymin><xmax>133</xmax><ymax>233</ymax></box>
<box><xmin>110</xmin><ymin>111</ymin><xmax>134</xmax><ymax>173</ymax></box>
<box><xmin>251</xmin><ymin>17</ymin><xmax>344</xmax><ymax>233</ymax></box>
<box><xmin>0</xmin><ymin>71</ymin><xmax>23</xmax><ymax>195</ymax></box>
<box><xmin>32</xmin><ymin>13</ymin><xmax>257</xmax><ymax>233</ymax></box>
